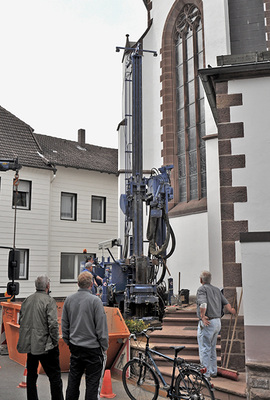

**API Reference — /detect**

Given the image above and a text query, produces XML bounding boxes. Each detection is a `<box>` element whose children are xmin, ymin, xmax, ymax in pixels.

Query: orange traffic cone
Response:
<box><xmin>100</xmin><ymin>369</ymin><xmax>116</xmax><ymax>398</ymax></box>
<box><xmin>18</xmin><ymin>366</ymin><xmax>27</xmax><ymax>388</ymax></box>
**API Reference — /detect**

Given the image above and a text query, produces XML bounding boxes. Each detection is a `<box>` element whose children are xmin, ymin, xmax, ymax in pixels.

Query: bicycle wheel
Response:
<box><xmin>175</xmin><ymin>368</ymin><xmax>215</xmax><ymax>400</ymax></box>
<box><xmin>122</xmin><ymin>358</ymin><xmax>159</xmax><ymax>400</ymax></box>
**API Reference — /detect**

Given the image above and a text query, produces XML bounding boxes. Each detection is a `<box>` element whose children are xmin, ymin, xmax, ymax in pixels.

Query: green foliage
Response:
<box><xmin>125</xmin><ymin>319</ymin><xmax>150</xmax><ymax>334</ymax></box>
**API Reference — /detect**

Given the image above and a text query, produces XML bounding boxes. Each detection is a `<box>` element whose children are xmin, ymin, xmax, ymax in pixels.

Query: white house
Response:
<box><xmin>0</xmin><ymin>105</ymin><xmax>118</xmax><ymax>299</ymax></box>
<box><xmin>117</xmin><ymin>0</ymin><xmax>270</xmax><ymax>395</ymax></box>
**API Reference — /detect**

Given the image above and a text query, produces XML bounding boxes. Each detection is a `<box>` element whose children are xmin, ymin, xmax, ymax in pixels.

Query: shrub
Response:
<box><xmin>125</xmin><ymin>319</ymin><xmax>150</xmax><ymax>334</ymax></box>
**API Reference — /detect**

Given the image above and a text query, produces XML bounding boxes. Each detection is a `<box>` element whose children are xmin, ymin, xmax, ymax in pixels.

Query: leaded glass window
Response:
<box><xmin>175</xmin><ymin>4</ymin><xmax>206</xmax><ymax>202</ymax></box>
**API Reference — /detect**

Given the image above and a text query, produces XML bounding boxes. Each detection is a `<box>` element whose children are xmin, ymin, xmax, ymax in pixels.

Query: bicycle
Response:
<box><xmin>122</xmin><ymin>326</ymin><xmax>215</xmax><ymax>400</ymax></box>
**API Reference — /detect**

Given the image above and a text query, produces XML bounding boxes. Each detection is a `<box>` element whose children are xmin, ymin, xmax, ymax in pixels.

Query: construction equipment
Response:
<box><xmin>0</xmin><ymin>158</ymin><xmax>21</xmax><ymax>172</ymax></box>
<box><xmin>91</xmin><ymin>43</ymin><xmax>175</xmax><ymax>321</ymax></box>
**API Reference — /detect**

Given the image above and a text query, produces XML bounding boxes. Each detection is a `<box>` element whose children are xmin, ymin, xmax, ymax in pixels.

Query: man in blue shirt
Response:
<box><xmin>82</xmin><ymin>261</ymin><xmax>103</xmax><ymax>294</ymax></box>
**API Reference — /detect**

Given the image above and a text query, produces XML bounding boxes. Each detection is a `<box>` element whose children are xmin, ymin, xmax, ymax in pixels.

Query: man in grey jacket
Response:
<box><xmin>17</xmin><ymin>275</ymin><xmax>63</xmax><ymax>400</ymax></box>
<box><xmin>62</xmin><ymin>271</ymin><xmax>108</xmax><ymax>400</ymax></box>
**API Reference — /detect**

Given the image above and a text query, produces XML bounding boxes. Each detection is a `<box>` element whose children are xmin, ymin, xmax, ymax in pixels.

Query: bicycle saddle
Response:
<box><xmin>169</xmin><ymin>345</ymin><xmax>185</xmax><ymax>356</ymax></box>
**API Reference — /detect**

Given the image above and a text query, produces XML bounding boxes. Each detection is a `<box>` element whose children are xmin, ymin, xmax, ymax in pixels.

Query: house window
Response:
<box><xmin>60</xmin><ymin>253</ymin><xmax>93</xmax><ymax>282</ymax></box>
<box><xmin>13</xmin><ymin>180</ymin><xmax>31</xmax><ymax>210</ymax></box>
<box><xmin>61</xmin><ymin>192</ymin><xmax>77</xmax><ymax>220</ymax></box>
<box><xmin>18</xmin><ymin>249</ymin><xmax>29</xmax><ymax>280</ymax></box>
<box><xmin>91</xmin><ymin>196</ymin><xmax>106</xmax><ymax>223</ymax></box>
<box><xmin>175</xmin><ymin>4</ymin><xmax>206</xmax><ymax>202</ymax></box>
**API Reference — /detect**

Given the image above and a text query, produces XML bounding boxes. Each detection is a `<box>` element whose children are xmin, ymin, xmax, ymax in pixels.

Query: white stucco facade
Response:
<box><xmin>0</xmin><ymin>166</ymin><xmax>118</xmax><ymax>299</ymax></box>
<box><xmin>223</xmin><ymin>75</ymin><xmax>270</xmax><ymax>364</ymax></box>
<box><xmin>241</xmin><ymin>241</ymin><xmax>270</xmax><ymax>364</ymax></box>
<box><xmin>0</xmin><ymin>168</ymin><xmax>51</xmax><ymax>297</ymax></box>
<box><xmin>229</xmin><ymin>77</ymin><xmax>270</xmax><ymax>231</ymax></box>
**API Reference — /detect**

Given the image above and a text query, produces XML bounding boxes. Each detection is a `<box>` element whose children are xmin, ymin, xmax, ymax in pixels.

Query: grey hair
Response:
<box><xmin>35</xmin><ymin>275</ymin><xmax>50</xmax><ymax>291</ymax></box>
<box><xmin>200</xmin><ymin>270</ymin><xmax>212</xmax><ymax>284</ymax></box>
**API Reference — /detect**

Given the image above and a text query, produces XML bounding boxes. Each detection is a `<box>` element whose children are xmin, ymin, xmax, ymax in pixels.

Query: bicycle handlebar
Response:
<box><xmin>130</xmin><ymin>326</ymin><xmax>163</xmax><ymax>340</ymax></box>
<box><xmin>142</xmin><ymin>326</ymin><xmax>162</xmax><ymax>334</ymax></box>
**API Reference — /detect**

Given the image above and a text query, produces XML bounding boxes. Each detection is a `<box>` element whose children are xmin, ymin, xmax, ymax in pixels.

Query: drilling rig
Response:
<box><xmin>95</xmin><ymin>43</ymin><xmax>176</xmax><ymax>321</ymax></box>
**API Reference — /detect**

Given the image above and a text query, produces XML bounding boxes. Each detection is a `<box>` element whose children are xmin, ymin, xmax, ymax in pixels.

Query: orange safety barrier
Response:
<box><xmin>0</xmin><ymin>302</ymin><xmax>26</xmax><ymax>366</ymax></box>
<box><xmin>104</xmin><ymin>307</ymin><xmax>130</xmax><ymax>369</ymax></box>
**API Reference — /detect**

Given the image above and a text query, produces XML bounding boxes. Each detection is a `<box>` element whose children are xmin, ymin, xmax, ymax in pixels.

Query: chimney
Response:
<box><xmin>78</xmin><ymin>129</ymin><xmax>85</xmax><ymax>146</ymax></box>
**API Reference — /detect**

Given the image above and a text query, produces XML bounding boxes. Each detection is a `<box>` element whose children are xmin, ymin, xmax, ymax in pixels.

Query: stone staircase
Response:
<box><xmin>151</xmin><ymin>303</ymin><xmax>221</xmax><ymax>365</ymax></box>
<box><xmin>149</xmin><ymin>304</ymin><xmax>246</xmax><ymax>399</ymax></box>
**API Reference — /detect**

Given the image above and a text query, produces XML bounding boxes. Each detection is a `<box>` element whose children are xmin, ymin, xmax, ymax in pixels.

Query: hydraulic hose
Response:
<box><xmin>147</xmin><ymin>207</ymin><xmax>175</xmax><ymax>259</ymax></box>
<box><xmin>147</xmin><ymin>208</ymin><xmax>171</xmax><ymax>257</ymax></box>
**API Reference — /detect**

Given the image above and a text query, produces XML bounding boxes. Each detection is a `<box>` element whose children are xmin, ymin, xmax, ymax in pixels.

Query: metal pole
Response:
<box><xmin>131</xmin><ymin>53</ymin><xmax>144</xmax><ymax>258</ymax></box>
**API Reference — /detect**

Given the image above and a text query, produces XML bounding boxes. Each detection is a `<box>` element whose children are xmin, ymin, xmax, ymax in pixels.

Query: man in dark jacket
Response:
<box><xmin>17</xmin><ymin>275</ymin><xmax>63</xmax><ymax>400</ymax></box>
<box><xmin>62</xmin><ymin>271</ymin><xmax>108</xmax><ymax>400</ymax></box>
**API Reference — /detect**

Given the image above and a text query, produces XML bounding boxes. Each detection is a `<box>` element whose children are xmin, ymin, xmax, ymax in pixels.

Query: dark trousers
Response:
<box><xmin>26</xmin><ymin>345</ymin><xmax>64</xmax><ymax>400</ymax></box>
<box><xmin>66</xmin><ymin>344</ymin><xmax>105</xmax><ymax>400</ymax></box>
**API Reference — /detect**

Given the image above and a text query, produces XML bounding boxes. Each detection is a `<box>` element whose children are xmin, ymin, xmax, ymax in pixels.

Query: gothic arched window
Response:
<box><xmin>175</xmin><ymin>4</ymin><xmax>206</xmax><ymax>202</ymax></box>
<box><xmin>161</xmin><ymin>1</ymin><xmax>206</xmax><ymax>214</ymax></box>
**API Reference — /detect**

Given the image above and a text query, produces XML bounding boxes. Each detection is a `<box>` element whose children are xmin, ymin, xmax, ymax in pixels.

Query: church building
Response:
<box><xmin>117</xmin><ymin>1</ymin><xmax>270</xmax><ymax>396</ymax></box>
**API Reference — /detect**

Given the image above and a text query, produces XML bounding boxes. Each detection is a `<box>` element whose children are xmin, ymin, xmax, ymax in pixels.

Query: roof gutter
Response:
<box><xmin>198</xmin><ymin>60</ymin><xmax>270</xmax><ymax>126</ymax></box>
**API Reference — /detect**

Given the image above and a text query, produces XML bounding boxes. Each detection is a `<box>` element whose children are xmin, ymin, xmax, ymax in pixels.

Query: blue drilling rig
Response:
<box><xmin>94</xmin><ymin>43</ymin><xmax>176</xmax><ymax>321</ymax></box>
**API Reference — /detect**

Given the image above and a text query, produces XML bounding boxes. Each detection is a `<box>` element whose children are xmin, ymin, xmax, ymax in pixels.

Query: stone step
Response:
<box><xmin>163</xmin><ymin>316</ymin><xmax>199</xmax><ymax>326</ymax></box>
<box><xmin>153</xmin><ymin>354</ymin><xmax>222</xmax><ymax>367</ymax></box>
<box><xmin>151</xmin><ymin>331</ymin><xmax>221</xmax><ymax>343</ymax></box>
<box><xmin>157</xmin><ymin>366</ymin><xmax>246</xmax><ymax>400</ymax></box>
<box><xmin>212</xmin><ymin>373</ymin><xmax>247</xmax><ymax>399</ymax></box>
<box><xmin>150</xmin><ymin>305</ymin><xmax>246</xmax><ymax>400</ymax></box>
<box><xmin>118</xmin><ymin>361</ymin><xmax>246</xmax><ymax>400</ymax></box>
<box><xmin>153</xmin><ymin>354</ymin><xmax>202</xmax><ymax>366</ymax></box>
<box><xmin>164</xmin><ymin>310</ymin><xmax>198</xmax><ymax>319</ymax></box>
<box><xmin>152</xmin><ymin>343</ymin><xmax>221</xmax><ymax>357</ymax></box>
<box><xmin>150</xmin><ymin>324</ymin><xmax>212</xmax><ymax>346</ymax></box>
<box><xmin>150</xmin><ymin>333</ymin><xmax>199</xmax><ymax>345</ymax></box>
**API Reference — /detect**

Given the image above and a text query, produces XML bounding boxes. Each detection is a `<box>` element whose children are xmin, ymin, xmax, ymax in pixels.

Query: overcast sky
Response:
<box><xmin>0</xmin><ymin>0</ymin><xmax>146</xmax><ymax>148</ymax></box>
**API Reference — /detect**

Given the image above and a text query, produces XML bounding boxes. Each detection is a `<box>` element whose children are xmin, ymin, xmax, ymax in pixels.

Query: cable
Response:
<box><xmin>156</xmin><ymin>258</ymin><xmax>167</xmax><ymax>285</ymax></box>
<box><xmin>163</xmin><ymin>224</ymin><xmax>176</xmax><ymax>260</ymax></box>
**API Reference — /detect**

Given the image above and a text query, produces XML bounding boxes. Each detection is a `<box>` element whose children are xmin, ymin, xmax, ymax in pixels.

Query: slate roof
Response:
<box><xmin>34</xmin><ymin>133</ymin><xmax>118</xmax><ymax>175</ymax></box>
<box><xmin>0</xmin><ymin>105</ymin><xmax>50</xmax><ymax>170</ymax></box>
<box><xmin>0</xmin><ymin>105</ymin><xmax>118</xmax><ymax>175</ymax></box>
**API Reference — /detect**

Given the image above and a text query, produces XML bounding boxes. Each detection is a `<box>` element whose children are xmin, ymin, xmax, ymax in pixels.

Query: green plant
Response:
<box><xmin>125</xmin><ymin>319</ymin><xmax>150</xmax><ymax>334</ymax></box>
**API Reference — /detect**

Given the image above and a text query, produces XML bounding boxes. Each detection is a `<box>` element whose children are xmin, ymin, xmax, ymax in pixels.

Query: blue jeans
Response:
<box><xmin>197</xmin><ymin>318</ymin><xmax>221</xmax><ymax>377</ymax></box>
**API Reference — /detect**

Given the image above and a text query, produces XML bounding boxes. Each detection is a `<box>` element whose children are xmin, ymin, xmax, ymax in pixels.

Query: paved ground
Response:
<box><xmin>0</xmin><ymin>351</ymin><xmax>247</xmax><ymax>399</ymax></box>
<box><xmin>0</xmin><ymin>353</ymin><xmax>128</xmax><ymax>400</ymax></box>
